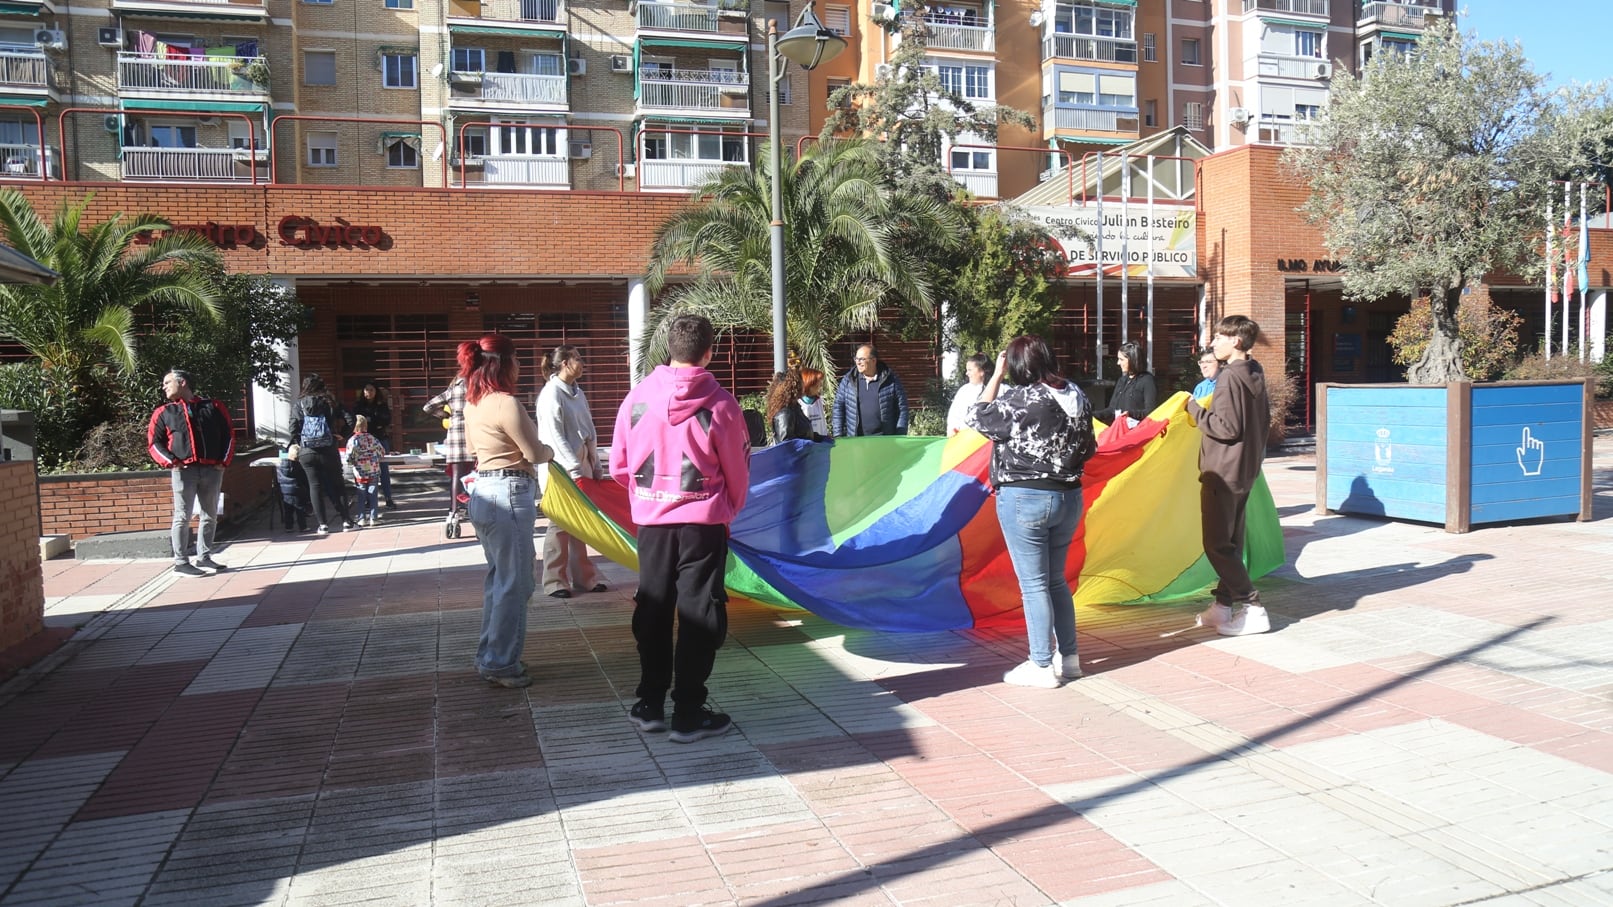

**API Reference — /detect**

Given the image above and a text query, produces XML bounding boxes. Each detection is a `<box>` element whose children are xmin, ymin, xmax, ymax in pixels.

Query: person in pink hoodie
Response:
<box><xmin>610</xmin><ymin>314</ymin><xmax>750</xmax><ymax>744</ymax></box>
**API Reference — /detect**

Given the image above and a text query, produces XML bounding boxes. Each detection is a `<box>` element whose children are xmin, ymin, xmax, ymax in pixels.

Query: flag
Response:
<box><xmin>1548</xmin><ymin>201</ymin><xmax>1558</xmax><ymax>305</ymax></box>
<box><xmin>1578</xmin><ymin>203</ymin><xmax>1592</xmax><ymax>297</ymax></box>
<box><xmin>1564</xmin><ymin>216</ymin><xmax>1577</xmax><ymax>299</ymax></box>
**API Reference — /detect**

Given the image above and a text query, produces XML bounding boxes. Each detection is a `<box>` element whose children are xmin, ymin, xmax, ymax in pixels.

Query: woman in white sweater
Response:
<box><xmin>534</xmin><ymin>345</ymin><xmax>606</xmax><ymax>598</ymax></box>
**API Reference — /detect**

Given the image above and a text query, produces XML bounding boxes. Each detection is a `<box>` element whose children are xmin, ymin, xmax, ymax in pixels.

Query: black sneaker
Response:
<box><xmin>669</xmin><ymin>707</ymin><xmax>732</xmax><ymax>744</ymax></box>
<box><xmin>195</xmin><ymin>557</ymin><xmax>227</xmax><ymax>574</ymax></box>
<box><xmin>629</xmin><ymin>700</ymin><xmax>667</xmax><ymax>732</ymax></box>
<box><xmin>172</xmin><ymin>563</ymin><xmax>207</xmax><ymax>578</ymax></box>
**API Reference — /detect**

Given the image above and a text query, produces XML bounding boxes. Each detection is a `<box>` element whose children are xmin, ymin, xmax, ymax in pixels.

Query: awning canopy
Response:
<box><xmin>121</xmin><ymin>99</ymin><xmax>266</xmax><ymax>113</ymax></box>
<box><xmin>0</xmin><ymin>242</ymin><xmax>57</xmax><ymax>286</ymax></box>
<box><xmin>1380</xmin><ymin>30</ymin><xmax>1423</xmax><ymax>42</ymax></box>
<box><xmin>636</xmin><ymin>36</ymin><xmax>745</xmax><ymax>52</ymax></box>
<box><xmin>449</xmin><ymin>22</ymin><xmax>564</xmax><ymax>39</ymax></box>
<box><xmin>0</xmin><ymin>96</ymin><xmax>48</xmax><ymax>108</ymax></box>
<box><xmin>0</xmin><ymin>3</ymin><xmax>42</xmax><ymax>15</ymax></box>
<box><xmin>1260</xmin><ymin>16</ymin><xmax>1326</xmax><ymax>30</ymax></box>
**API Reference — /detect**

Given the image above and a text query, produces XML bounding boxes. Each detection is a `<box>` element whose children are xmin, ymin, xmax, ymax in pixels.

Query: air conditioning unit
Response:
<box><xmin>875</xmin><ymin>63</ymin><xmax>893</xmax><ymax>79</ymax></box>
<box><xmin>568</xmin><ymin>57</ymin><xmax>586</xmax><ymax>76</ymax></box>
<box><xmin>616</xmin><ymin>162</ymin><xmax>636</xmax><ymax>178</ymax></box>
<box><xmin>97</xmin><ymin>27</ymin><xmax>122</xmax><ymax>47</ymax></box>
<box><xmin>871</xmin><ymin>2</ymin><xmax>896</xmax><ymax>23</ymax></box>
<box><xmin>34</xmin><ymin>28</ymin><xmax>66</xmax><ymax>50</ymax></box>
<box><xmin>1228</xmin><ymin>106</ymin><xmax>1250</xmax><ymax>126</ymax></box>
<box><xmin>568</xmin><ymin>140</ymin><xmax>592</xmax><ymax>160</ymax></box>
<box><xmin>1313</xmin><ymin>61</ymin><xmax>1333</xmax><ymax>79</ymax></box>
<box><xmin>609</xmin><ymin>54</ymin><xmax>631</xmax><ymax>73</ymax></box>
<box><xmin>102</xmin><ymin>114</ymin><xmax>120</xmax><ymax>133</ymax></box>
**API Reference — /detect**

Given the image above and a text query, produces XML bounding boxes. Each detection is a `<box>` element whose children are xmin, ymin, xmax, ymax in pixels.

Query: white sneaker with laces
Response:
<box><xmin>1057</xmin><ymin>653</ymin><xmax>1082</xmax><ymax>681</ymax></box>
<box><xmin>1196</xmin><ymin>602</ymin><xmax>1232</xmax><ymax>630</ymax></box>
<box><xmin>1002</xmin><ymin>659</ymin><xmax>1061</xmax><ymax>689</ymax></box>
<box><xmin>1217</xmin><ymin>604</ymin><xmax>1271</xmax><ymax>637</ymax></box>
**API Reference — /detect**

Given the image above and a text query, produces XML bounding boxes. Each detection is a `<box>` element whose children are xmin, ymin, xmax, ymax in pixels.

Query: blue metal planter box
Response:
<box><xmin>1316</xmin><ymin>380</ymin><xmax>1593</xmax><ymax>533</ymax></box>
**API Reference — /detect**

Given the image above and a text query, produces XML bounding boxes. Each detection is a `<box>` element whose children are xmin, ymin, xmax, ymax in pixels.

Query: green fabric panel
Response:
<box><xmin>1259</xmin><ymin>16</ymin><xmax>1325</xmax><ymax>30</ymax></box>
<box><xmin>120</xmin><ymin>99</ymin><xmax>265</xmax><ymax>112</ymax></box>
<box><xmin>823</xmin><ymin>437</ymin><xmax>948</xmax><ymax>544</ymax></box>
<box><xmin>637</xmin><ymin>36</ymin><xmax>743</xmax><ymax>51</ymax></box>
<box><xmin>0</xmin><ymin>96</ymin><xmax>48</xmax><ymax>107</ymax></box>
<box><xmin>0</xmin><ymin>3</ymin><xmax>42</xmax><ymax>14</ymax></box>
<box><xmin>1093</xmin><ymin>0</ymin><xmax>1137</xmax><ymax>6</ymax></box>
<box><xmin>1380</xmin><ymin>30</ymin><xmax>1422</xmax><ymax>41</ymax></box>
<box><xmin>1053</xmin><ymin>135</ymin><xmax>1134</xmax><ymax>145</ymax></box>
<box><xmin>448</xmin><ymin>23</ymin><xmax>564</xmax><ymax>38</ymax></box>
<box><xmin>639</xmin><ymin>115</ymin><xmax>746</xmax><ymax>125</ymax></box>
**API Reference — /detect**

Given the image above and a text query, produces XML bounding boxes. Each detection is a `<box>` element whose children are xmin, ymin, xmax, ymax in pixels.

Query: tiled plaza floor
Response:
<box><xmin>2</xmin><ymin>438</ymin><xmax>1611</xmax><ymax>906</ymax></box>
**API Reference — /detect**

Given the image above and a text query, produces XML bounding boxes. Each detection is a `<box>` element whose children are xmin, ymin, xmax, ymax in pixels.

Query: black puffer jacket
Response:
<box><xmin>1097</xmin><ymin>371</ymin><xmax>1158</xmax><ymax>423</ymax></box>
<box><xmin>967</xmin><ymin>381</ymin><xmax>1095</xmax><ymax>488</ymax></box>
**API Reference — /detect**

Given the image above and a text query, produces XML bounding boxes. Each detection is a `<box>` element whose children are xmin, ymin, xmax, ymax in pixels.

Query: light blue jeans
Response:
<box><xmin>170</xmin><ymin>466</ymin><xmax>223</xmax><ymax>565</ymax></box>
<box><xmin>996</xmin><ymin>483</ymin><xmax>1084</xmax><ymax>668</ymax></box>
<box><xmin>467</xmin><ymin>472</ymin><xmax>537</xmax><ymax>679</ymax></box>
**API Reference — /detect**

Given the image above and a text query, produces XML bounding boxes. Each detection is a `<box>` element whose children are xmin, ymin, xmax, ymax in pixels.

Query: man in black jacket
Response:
<box><xmin>148</xmin><ymin>369</ymin><xmax>236</xmax><ymax>577</ymax></box>
<box><xmin>833</xmin><ymin>345</ymin><xmax>910</xmax><ymax>437</ymax></box>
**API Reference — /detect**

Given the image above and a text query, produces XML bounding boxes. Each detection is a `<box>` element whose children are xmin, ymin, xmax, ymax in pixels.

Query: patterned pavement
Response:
<box><xmin>2</xmin><ymin>438</ymin><xmax>1611</xmax><ymax>906</ymax></box>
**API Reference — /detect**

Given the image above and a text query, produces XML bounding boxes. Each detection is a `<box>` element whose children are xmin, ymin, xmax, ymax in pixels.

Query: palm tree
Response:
<box><xmin>0</xmin><ymin>188</ymin><xmax>222</xmax><ymax>386</ymax></box>
<box><xmin>640</xmin><ymin>138</ymin><xmax>963</xmax><ymax>378</ymax></box>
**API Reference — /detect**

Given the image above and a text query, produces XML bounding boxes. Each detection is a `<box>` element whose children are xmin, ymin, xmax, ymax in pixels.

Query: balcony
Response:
<box><xmin>117</xmin><ymin>53</ymin><xmax>269</xmax><ymax>95</ymax></box>
<box><xmin>121</xmin><ymin>146</ymin><xmax>254</xmax><ymax>182</ymax></box>
<box><xmin>1257</xmin><ymin>53</ymin><xmax>1331</xmax><ymax>79</ymax></box>
<box><xmin>1042</xmin><ymin>33</ymin><xmax>1137</xmax><ymax>64</ymax></box>
<box><xmin>480</xmin><ymin>154</ymin><xmax>569</xmax><ymax>188</ymax></box>
<box><xmin>639</xmin><ymin>68</ymin><xmax>750</xmax><ymax>114</ymax></box>
<box><xmin>0</xmin><ymin>144</ymin><xmax>58</xmax><ymax>180</ymax></box>
<box><xmin>1358</xmin><ymin>2</ymin><xmax>1442</xmax><ymax>30</ymax></box>
<box><xmin>1254</xmin><ymin>118</ymin><xmax>1318</xmax><ymax>146</ymax></box>
<box><xmin>951</xmin><ymin>170</ymin><xmax>997</xmax><ymax>199</ymax></box>
<box><xmin>638</xmin><ymin>158</ymin><xmax>743</xmax><ymax>192</ymax></box>
<box><xmin>1242</xmin><ymin>0</ymin><xmax>1327</xmax><ymax>14</ymax></box>
<box><xmin>451</xmin><ymin>0</ymin><xmax>564</xmax><ymax>24</ymax></box>
<box><xmin>0</xmin><ymin>48</ymin><xmax>49</xmax><ymax>90</ymax></box>
<box><xmin>1043</xmin><ymin>104</ymin><xmax>1140</xmax><ymax>136</ymax></box>
<box><xmin>637</xmin><ymin>1</ymin><xmax>720</xmax><ymax>33</ymax></box>
<box><xmin>449</xmin><ymin>71</ymin><xmax>567</xmax><ymax>107</ymax></box>
<box><xmin>921</xmin><ymin>14</ymin><xmax>993</xmax><ymax>53</ymax></box>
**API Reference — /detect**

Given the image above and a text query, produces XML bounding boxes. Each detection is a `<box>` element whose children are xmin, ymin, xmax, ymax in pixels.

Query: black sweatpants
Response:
<box><xmin>301</xmin><ymin>445</ymin><xmax>352</xmax><ymax>527</ymax></box>
<box><xmin>633</xmin><ymin>522</ymin><xmax>729</xmax><ymax>715</ymax></box>
<box><xmin>1200</xmin><ymin>474</ymin><xmax>1257</xmax><ymax>605</ymax></box>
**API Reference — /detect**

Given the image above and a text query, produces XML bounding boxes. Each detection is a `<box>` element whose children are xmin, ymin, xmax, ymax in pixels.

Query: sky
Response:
<box><xmin>1458</xmin><ymin>0</ymin><xmax>1611</xmax><ymax>88</ymax></box>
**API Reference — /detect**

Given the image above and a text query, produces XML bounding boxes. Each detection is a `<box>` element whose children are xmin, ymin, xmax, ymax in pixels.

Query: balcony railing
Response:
<box><xmin>117</xmin><ymin>52</ymin><xmax>268</xmax><ymax>94</ymax></box>
<box><xmin>639</xmin><ymin>68</ymin><xmax>749</xmax><ymax>111</ymax></box>
<box><xmin>121</xmin><ymin>147</ymin><xmax>251</xmax><ymax>181</ymax></box>
<box><xmin>1257</xmin><ymin>53</ymin><xmax>1329</xmax><ymax>79</ymax></box>
<box><xmin>951</xmin><ymin>170</ymin><xmax>997</xmax><ymax>199</ymax></box>
<box><xmin>455</xmin><ymin>71</ymin><xmax>567</xmax><ymax>105</ymax></box>
<box><xmin>1255</xmin><ymin>118</ymin><xmax>1318</xmax><ymax>146</ymax></box>
<box><xmin>1042</xmin><ymin>34</ymin><xmax>1137</xmax><ymax>64</ymax></box>
<box><xmin>1242</xmin><ymin>0</ymin><xmax>1328</xmax><ymax>15</ymax></box>
<box><xmin>1358</xmin><ymin>2</ymin><xmax>1441</xmax><ymax>29</ymax></box>
<box><xmin>470</xmin><ymin>0</ymin><xmax>564</xmax><ymax>22</ymax></box>
<box><xmin>922</xmin><ymin>16</ymin><xmax>993</xmax><ymax>52</ymax></box>
<box><xmin>637</xmin><ymin>1</ymin><xmax>719</xmax><ymax>32</ymax></box>
<box><xmin>0</xmin><ymin>48</ymin><xmax>48</xmax><ymax>88</ymax></box>
<box><xmin>482</xmin><ymin>154</ymin><xmax>569</xmax><ymax>187</ymax></box>
<box><xmin>0</xmin><ymin>143</ymin><xmax>57</xmax><ymax>179</ymax></box>
<box><xmin>638</xmin><ymin>157</ymin><xmax>742</xmax><ymax>191</ymax></box>
<box><xmin>1043</xmin><ymin>105</ymin><xmax>1140</xmax><ymax>133</ymax></box>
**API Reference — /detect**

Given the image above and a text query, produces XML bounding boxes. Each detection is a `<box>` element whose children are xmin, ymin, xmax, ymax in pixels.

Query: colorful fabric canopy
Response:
<box><xmin>540</xmin><ymin>391</ymin><xmax>1283</xmax><ymax>632</ymax></box>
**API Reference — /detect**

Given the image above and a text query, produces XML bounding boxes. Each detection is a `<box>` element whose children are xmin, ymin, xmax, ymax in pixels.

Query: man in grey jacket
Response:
<box><xmin>535</xmin><ymin>345</ymin><xmax>606</xmax><ymax>598</ymax></box>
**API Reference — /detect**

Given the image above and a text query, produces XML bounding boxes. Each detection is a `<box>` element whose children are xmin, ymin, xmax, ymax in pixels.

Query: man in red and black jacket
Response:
<box><xmin>148</xmin><ymin>369</ymin><xmax>236</xmax><ymax>577</ymax></box>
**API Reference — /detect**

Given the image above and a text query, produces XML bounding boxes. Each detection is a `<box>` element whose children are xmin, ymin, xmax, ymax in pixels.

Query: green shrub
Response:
<box><xmin>1387</xmin><ymin>296</ymin><xmax>1522</xmax><ymax>381</ymax></box>
<box><xmin>1503</xmin><ymin>350</ymin><xmax>1612</xmax><ymax>398</ymax></box>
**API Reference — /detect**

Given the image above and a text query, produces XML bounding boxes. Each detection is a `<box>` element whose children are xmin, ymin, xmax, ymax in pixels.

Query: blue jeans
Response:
<box><xmin>467</xmin><ymin>472</ymin><xmax>537</xmax><ymax>678</ymax></box>
<box><xmin>353</xmin><ymin>481</ymin><xmax>378</xmax><ymax>520</ymax></box>
<box><xmin>170</xmin><ymin>466</ymin><xmax>223</xmax><ymax>564</ymax></box>
<box><xmin>995</xmin><ymin>484</ymin><xmax>1083</xmax><ymax>667</ymax></box>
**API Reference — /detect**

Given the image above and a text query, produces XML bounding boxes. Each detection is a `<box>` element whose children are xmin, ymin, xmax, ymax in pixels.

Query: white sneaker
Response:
<box><xmin>317</xmin><ymin>524</ymin><xmax>329</xmax><ymax>535</ymax></box>
<box><xmin>1196</xmin><ymin>603</ymin><xmax>1232</xmax><ymax>630</ymax></box>
<box><xmin>1057</xmin><ymin>653</ymin><xmax>1082</xmax><ymax>681</ymax></box>
<box><xmin>1002</xmin><ymin>659</ymin><xmax>1061</xmax><ymax>689</ymax></box>
<box><xmin>1218</xmin><ymin>604</ymin><xmax>1271</xmax><ymax>637</ymax></box>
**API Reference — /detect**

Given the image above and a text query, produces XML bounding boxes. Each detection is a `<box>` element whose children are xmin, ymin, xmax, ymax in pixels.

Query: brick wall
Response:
<box><xmin>38</xmin><ymin>453</ymin><xmax>274</xmax><ymax>541</ymax></box>
<box><xmin>0</xmin><ymin>461</ymin><xmax>44</xmax><ymax>653</ymax></box>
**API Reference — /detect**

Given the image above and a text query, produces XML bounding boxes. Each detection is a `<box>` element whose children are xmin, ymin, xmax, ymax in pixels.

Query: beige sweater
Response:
<box><xmin>464</xmin><ymin>392</ymin><xmax>553</xmax><ymax>474</ymax></box>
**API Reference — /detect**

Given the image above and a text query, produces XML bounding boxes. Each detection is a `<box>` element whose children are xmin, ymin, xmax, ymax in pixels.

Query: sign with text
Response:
<box><xmin>1024</xmin><ymin>203</ymin><xmax>1197</xmax><ymax>278</ymax></box>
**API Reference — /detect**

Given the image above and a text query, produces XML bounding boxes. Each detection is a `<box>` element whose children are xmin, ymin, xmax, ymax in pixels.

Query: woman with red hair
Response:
<box><xmin>460</xmin><ymin>333</ymin><xmax>554</xmax><ymax>688</ymax></box>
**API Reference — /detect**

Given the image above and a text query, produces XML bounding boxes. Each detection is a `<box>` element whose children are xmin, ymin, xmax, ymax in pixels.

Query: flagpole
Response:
<box><xmin>1546</xmin><ymin>192</ymin><xmax>1554</xmax><ymax>359</ymax></box>
<box><xmin>1580</xmin><ymin>183</ymin><xmax>1589</xmax><ymax>362</ymax></box>
<box><xmin>1562</xmin><ymin>182</ymin><xmax>1571</xmax><ymax>357</ymax></box>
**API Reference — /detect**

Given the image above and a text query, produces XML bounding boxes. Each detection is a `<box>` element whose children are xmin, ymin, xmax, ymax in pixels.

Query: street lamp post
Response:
<box><xmin>768</xmin><ymin>4</ymin><xmax>846</xmax><ymax>375</ymax></box>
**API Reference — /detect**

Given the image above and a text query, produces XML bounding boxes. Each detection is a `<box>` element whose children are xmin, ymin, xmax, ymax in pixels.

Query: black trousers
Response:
<box><xmin>633</xmin><ymin>522</ymin><xmax>729</xmax><ymax>715</ymax></box>
<box><xmin>300</xmin><ymin>446</ymin><xmax>352</xmax><ymax>527</ymax></box>
<box><xmin>1200</xmin><ymin>475</ymin><xmax>1256</xmax><ymax>604</ymax></box>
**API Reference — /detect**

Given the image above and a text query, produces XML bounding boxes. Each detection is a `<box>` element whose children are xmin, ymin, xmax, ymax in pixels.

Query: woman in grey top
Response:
<box><xmin>534</xmin><ymin>345</ymin><xmax>606</xmax><ymax>598</ymax></box>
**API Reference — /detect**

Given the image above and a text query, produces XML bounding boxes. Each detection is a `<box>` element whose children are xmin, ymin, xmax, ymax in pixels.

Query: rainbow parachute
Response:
<box><xmin>540</xmin><ymin>392</ymin><xmax>1283</xmax><ymax>632</ymax></box>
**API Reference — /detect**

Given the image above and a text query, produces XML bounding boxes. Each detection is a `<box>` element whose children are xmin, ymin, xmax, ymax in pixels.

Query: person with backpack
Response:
<box><xmin>290</xmin><ymin>373</ymin><xmax>355</xmax><ymax>533</ymax></box>
<box><xmin>147</xmin><ymin>368</ymin><xmax>236</xmax><ymax>576</ymax></box>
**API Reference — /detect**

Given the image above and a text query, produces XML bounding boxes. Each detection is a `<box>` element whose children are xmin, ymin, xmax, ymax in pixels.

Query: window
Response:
<box><xmin>302</xmin><ymin>0</ymin><xmax>332</xmax><ymax>5</ymax></box>
<box><xmin>827</xmin><ymin>77</ymin><xmax>851</xmax><ymax>109</ymax></box>
<box><xmin>643</xmin><ymin>127</ymin><xmax>745</xmax><ymax>162</ymax></box>
<box><xmin>1054</xmin><ymin>4</ymin><xmax>1131</xmax><ymax>40</ymax></box>
<box><xmin>1181</xmin><ymin>38</ymin><xmax>1200</xmax><ymax>65</ymax></box>
<box><xmin>461</xmin><ymin>128</ymin><xmax>487</xmax><ymax>159</ymax></box>
<box><xmin>949</xmin><ymin>149</ymin><xmax>991</xmax><ymax>171</ymax></box>
<box><xmin>1183</xmin><ymin>101</ymin><xmax>1203</xmax><ymax>130</ymax></box>
<box><xmin>825</xmin><ymin>5</ymin><xmax>851</xmax><ymax>36</ymax></box>
<box><xmin>530</xmin><ymin>52</ymin><xmax>564</xmax><ymax>76</ymax></box>
<box><xmin>1143</xmin><ymin>32</ymin><xmax>1156</xmax><ymax>62</ymax></box>
<box><xmin>227</xmin><ymin>119</ymin><xmax>253</xmax><ymax>150</ymax></box>
<box><xmin>1144</xmin><ymin>99</ymin><xmax>1156</xmax><ymax>127</ymax></box>
<box><xmin>304</xmin><ymin>50</ymin><xmax>336</xmax><ymax>85</ymax></box>
<box><xmin>383</xmin><ymin>53</ymin><xmax>418</xmax><ymax>89</ymax></box>
<box><xmin>386</xmin><ymin>138</ymin><xmax>418</xmax><ymax>168</ymax></box>
<box><xmin>385</xmin><ymin>0</ymin><xmax>413</xmax><ymax>7</ymax></box>
<box><xmin>307</xmin><ymin>131</ymin><xmax>338</xmax><ymax>166</ymax></box>
<box><xmin>1295</xmin><ymin>103</ymin><xmax>1321</xmax><ymax>120</ymax></box>
<box><xmin>964</xmin><ymin>65</ymin><xmax>990</xmax><ymax>99</ymax></box>
<box><xmin>936</xmin><ymin>64</ymin><xmax>963</xmax><ymax>95</ymax></box>
<box><xmin>453</xmin><ymin>47</ymin><xmax>484</xmax><ymax>72</ymax></box>
<box><xmin>1295</xmin><ymin>30</ymin><xmax>1323</xmax><ymax>59</ymax></box>
<box><xmin>490</xmin><ymin>122</ymin><xmax>560</xmax><ymax>156</ymax></box>
<box><xmin>1055</xmin><ymin>71</ymin><xmax>1133</xmax><ymax>108</ymax></box>
<box><xmin>147</xmin><ymin>124</ymin><xmax>197</xmax><ymax>148</ymax></box>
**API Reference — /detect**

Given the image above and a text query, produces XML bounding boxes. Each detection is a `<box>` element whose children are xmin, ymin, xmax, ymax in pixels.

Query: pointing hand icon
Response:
<box><xmin>1516</xmin><ymin>427</ymin><xmax>1545</xmax><ymax>477</ymax></box>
